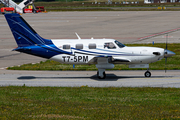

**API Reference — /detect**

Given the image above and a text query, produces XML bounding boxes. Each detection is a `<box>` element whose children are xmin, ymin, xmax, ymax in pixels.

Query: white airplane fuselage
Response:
<box><xmin>51</xmin><ymin>39</ymin><xmax>164</xmax><ymax>65</ymax></box>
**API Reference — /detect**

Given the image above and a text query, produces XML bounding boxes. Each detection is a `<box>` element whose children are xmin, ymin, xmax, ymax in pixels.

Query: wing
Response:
<box><xmin>88</xmin><ymin>55</ymin><xmax>131</xmax><ymax>64</ymax></box>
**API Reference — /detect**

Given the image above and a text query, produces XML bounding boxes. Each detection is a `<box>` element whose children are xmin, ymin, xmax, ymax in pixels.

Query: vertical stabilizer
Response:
<box><xmin>4</xmin><ymin>13</ymin><xmax>51</xmax><ymax>47</ymax></box>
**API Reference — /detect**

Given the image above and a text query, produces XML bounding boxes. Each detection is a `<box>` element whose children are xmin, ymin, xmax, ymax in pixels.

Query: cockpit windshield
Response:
<box><xmin>114</xmin><ymin>40</ymin><xmax>125</xmax><ymax>48</ymax></box>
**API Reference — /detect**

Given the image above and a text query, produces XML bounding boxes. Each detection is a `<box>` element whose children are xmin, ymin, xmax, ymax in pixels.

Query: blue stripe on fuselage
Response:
<box><xmin>14</xmin><ymin>43</ymin><xmax>72</xmax><ymax>59</ymax></box>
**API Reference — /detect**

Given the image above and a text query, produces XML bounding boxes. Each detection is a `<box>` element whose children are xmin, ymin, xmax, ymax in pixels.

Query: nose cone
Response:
<box><xmin>164</xmin><ymin>49</ymin><xmax>175</xmax><ymax>58</ymax></box>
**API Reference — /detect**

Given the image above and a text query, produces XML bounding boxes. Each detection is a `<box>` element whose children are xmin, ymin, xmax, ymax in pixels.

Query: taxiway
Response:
<box><xmin>0</xmin><ymin>70</ymin><xmax>179</xmax><ymax>87</ymax></box>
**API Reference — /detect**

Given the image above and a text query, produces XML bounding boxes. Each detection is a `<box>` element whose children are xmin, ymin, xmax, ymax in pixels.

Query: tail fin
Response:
<box><xmin>4</xmin><ymin>13</ymin><xmax>50</xmax><ymax>47</ymax></box>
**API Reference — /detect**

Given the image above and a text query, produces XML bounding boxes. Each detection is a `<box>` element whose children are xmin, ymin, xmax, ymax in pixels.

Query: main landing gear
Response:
<box><xmin>144</xmin><ymin>70</ymin><xmax>151</xmax><ymax>77</ymax></box>
<box><xmin>96</xmin><ymin>58</ymin><xmax>114</xmax><ymax>79</ymax></box>
<box><xmin>97</xmin><ymin>69</ymin><xmax>106</xmax><ymax>79</ymax></box>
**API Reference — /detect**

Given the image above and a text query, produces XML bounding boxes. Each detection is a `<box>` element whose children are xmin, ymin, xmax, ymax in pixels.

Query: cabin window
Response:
<box><xmin>76</xmin><ymin>44</ymin><xmax>83</xmax><ymax>49</ymax></box>
<box><xmin>114</xmin><ymin>40</ymin><xmax>125</xmax><ymax>48</ymax></box>
<box><xmin>104</xmin><ymin>42</ymin><xmax>116</xmax><ymax>49</ymax></box>
<box><xmin>88</xmin><ymin>43</ymin><xmax>96</xmax><ymax>49</ymax></box>
<box><xmin>63</xmin><ymin>44</ymin><xmax>71</xmax><ymax>49</ymax></box>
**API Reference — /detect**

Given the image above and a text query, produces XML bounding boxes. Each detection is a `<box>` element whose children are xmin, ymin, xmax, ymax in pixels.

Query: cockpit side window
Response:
<box><xmin>114</xmin><ymin>40</ymin><xmax>125</xmax><ymax>48</ymax></box>
<box><xmin>104</xmin><ymin>42</ymin><xmax>116</xmax><ymax>49</ymax></box>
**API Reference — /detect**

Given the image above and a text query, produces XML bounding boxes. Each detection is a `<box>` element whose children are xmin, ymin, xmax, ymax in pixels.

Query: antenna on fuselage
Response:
<box><xmin>75</xmin><ymin>33</ymin><xmax>81</xmax><ymax>40</ymax></box>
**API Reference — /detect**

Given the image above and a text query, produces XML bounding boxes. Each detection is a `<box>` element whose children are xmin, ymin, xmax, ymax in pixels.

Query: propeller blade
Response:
<box><xmin>166</xmin><ymin>34</ymin><xmax>168</xmax><ymax>50</ymax></box>
<box><xmin>165</xmin><ymin>34</ymin><xmax>168</xmax><ymax>73</ymax></box>
<box><xmin>164</xmin><ymin>34</ymin><xmax>175</xmax><ymax>73</ymax></box>
<box><xmin>165</xmin><ymin>58</ymin><xmax>167</xmax><ymax>73</ymax></box>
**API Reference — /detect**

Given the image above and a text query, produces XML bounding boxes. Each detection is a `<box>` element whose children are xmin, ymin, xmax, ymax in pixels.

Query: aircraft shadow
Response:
<box><xmin>90</xmin><ymin>74</ymin><xmax>173</xmax><ymax>81</ymax></box>
<box><xmin>17</xmin><ymin>74</ymin><xmax>172</xmax><ymax>81</ymax></box>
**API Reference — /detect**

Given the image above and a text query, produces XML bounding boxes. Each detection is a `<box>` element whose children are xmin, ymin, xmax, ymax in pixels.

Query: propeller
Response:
<box><xmin>165</xmin><ymin>34</ymin><xmax>168</xmax><ymax>73</ymax></box>
<box><xmin>164</xmin><ymin>34</ymin><xmax>175</xmax><ymax>72</ymax></box>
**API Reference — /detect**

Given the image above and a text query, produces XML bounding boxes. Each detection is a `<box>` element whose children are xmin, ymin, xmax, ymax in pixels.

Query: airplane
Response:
<box><xmin>4</xmin><ymin>13</ymin><xmax>175</xmax><ymax>79</ymax></box>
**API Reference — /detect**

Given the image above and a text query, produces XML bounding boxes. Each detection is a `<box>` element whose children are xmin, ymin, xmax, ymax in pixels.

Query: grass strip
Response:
<box><xmin>0</xmin><ymin>86</ymin><xmax>180</xmax><ymax>119</ymax></box>
<box><xmin>8</xmin><ymin>43</ymin><xmax>180</xmax><ymax>71</ymax></box>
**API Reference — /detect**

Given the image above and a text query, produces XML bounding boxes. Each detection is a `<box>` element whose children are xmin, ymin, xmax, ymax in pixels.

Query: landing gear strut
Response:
<box><xmin>97</xmin><ymin>69</ymin><xmax>106</xmax><ymax>79</ymax></box>
<box><xmin>144</xmin><ymin>70</ymin><xmax>151</xmax><ymax>77</ymax></box>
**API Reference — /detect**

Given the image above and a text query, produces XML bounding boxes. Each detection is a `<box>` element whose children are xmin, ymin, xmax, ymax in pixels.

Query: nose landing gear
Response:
<box><xmin>144</xmin><ymin>70</ymin><xmax>151</xmax><ymax>77</ymax></box>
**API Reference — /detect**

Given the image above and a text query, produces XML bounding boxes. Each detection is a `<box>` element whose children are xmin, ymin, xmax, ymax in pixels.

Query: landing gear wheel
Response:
<box><xmin>144</xmin><ymin>71</ymin><xmax>151</xmax><ymax>77</ymax></box>
<box><xmin>97</xmin><ymin>71</ymin><xmax>106</xmax><ymax>79</ymax></box>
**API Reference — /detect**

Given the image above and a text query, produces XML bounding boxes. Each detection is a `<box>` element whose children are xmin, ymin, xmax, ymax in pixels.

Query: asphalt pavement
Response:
<box><xmin>0</xmin><ymin>70</ymin><xmax>179</xmax><ymax>87</ymax></box>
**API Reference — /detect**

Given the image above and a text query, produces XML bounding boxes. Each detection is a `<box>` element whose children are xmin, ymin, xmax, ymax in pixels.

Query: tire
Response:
<box><xmin>144</xmin><ymin>71</ymin><xmax>151</xmax><ymax>77</ymax></box>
